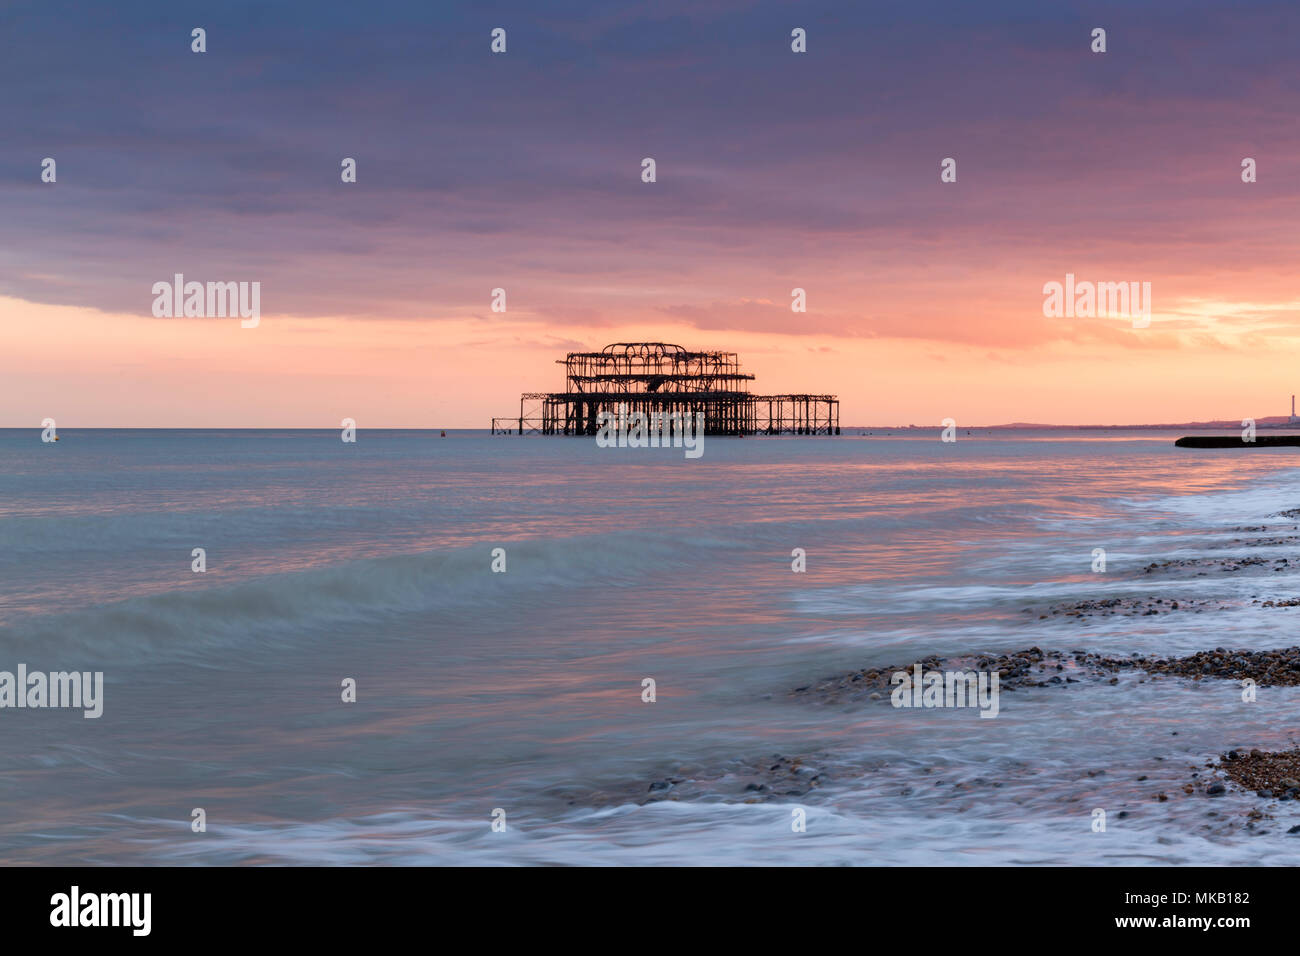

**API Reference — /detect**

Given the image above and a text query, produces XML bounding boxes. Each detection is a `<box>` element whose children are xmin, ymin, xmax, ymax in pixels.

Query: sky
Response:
<box><xmin>3</xmin><ymin>0</ymin><xmax>1300</xmax><ymax>427</ymax></box>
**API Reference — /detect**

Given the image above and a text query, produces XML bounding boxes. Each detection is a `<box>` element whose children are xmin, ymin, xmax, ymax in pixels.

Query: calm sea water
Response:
<box><xmin>1</xmin><ymin>428</ymin><xmax>1299</xmax><ymax>864</ymax></box>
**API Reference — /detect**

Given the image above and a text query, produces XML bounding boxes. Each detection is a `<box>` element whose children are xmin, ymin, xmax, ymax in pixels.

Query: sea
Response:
<box><xmin>1</xmin><ymin>427</ymin><xmax>1299</xmax><ymax>865</ymax></box>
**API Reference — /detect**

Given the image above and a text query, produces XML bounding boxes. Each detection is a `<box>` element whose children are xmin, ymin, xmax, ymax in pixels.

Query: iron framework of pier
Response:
<box><xmin>491</xmin><ymin>342</ymin><xmax>840</xmax><ymax>436</ymax></box>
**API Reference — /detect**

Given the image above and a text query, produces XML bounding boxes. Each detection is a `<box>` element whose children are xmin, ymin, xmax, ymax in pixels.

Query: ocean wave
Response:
<box><xmin>0</xmin><ymin>530</ymin><xmax>713</xmax><ymax>663</ymax></box>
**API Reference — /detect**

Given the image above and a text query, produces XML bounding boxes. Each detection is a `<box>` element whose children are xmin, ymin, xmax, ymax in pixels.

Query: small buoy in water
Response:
<box><xmin>440</xmin><ymin>431</ymin><xmax>446</xmax><ymax>438</ymax></box>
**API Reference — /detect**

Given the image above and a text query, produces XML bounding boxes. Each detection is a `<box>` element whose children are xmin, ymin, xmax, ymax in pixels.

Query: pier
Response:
<box><xmin>491</xmin><ymin>342</ymin><xmax>840</xmax><ymax>436</ymax></box>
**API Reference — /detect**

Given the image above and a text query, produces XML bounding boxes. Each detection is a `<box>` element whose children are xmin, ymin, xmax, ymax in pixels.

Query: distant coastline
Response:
<box><xmin>854</xmin><ymin>419</ymin><xmax>1300</xmax><ymax>432</ymax></box>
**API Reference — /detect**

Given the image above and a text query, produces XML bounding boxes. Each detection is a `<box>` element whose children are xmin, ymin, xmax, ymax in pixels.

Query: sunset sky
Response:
<box><xmin>4</xmin><ymin>0</ymin><xmax>1300</xmax><ymax>427</ymax></box>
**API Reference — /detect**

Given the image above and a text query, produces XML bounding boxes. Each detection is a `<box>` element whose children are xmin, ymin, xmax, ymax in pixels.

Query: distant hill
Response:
<box><xmin>990</xmin><ymin>417</ymin><xmax>1297</xmax><ymax>430</ymax></box>
<box><xmin>851</xmin><ymin>418</ymin><xmax>1300</xmax><ymax>430</ymax></box>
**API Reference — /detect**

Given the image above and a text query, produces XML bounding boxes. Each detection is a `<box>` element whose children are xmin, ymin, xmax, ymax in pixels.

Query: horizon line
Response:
<box><xmin>5</xmin><ymin>423</ymin><xmax>1298</xmax><ymax>432</ymax></box>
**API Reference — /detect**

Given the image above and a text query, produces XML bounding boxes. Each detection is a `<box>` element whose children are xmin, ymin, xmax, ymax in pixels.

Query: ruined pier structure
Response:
<box><xmin>492</xmin><ymin>342</ymin><xmax>839</xmax><ymax>436</ymax></box>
